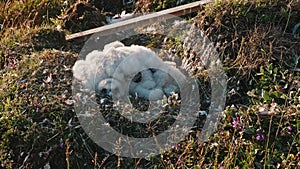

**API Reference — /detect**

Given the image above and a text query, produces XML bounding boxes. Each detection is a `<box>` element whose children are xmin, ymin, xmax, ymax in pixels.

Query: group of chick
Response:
<box><xmin>72</xmin><ymin>41</ymin><xmax>185</xmax><ymax>101</ymax></box>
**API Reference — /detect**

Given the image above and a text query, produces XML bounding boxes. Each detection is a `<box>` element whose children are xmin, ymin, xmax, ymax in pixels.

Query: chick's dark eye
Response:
<box><xmin>100</xmin><ymin>88</ymin><xmax>108</xmax><ymax>94</ymax></box>
<box><xmin>133</xmin><ymin>72</ymin><xmax>142</xmax><ymax>83</ymax></box>
<box><xmin>150</xmin><ymin>68</ymin><xmax>157</xmax><ymax>73</ymax></box>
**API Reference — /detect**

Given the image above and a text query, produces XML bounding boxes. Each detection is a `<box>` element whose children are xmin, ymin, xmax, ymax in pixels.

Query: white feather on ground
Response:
<box><xmin>105</xmin><ymin>11</ymin><xmax>134</xmax><ymax>24</ymax></box>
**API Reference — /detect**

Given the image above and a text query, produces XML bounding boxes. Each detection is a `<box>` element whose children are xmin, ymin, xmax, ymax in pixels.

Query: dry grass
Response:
<box><xmin>0</xmin><ymin>0</ymin><xmax>64</xmax><ymax>29</ymax></box>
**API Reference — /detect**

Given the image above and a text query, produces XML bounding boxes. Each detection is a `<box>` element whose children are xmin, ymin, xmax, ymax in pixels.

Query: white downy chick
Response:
<box><xmin>153</xmin><ymin>69</ymin><xmax>173</xmax><ymax>88</ymax></box>
<box><xmin>139</xmin><ymin>70</ymin><xmax>156</xmax><ymax>89</ymax></box>
<box><xmin>103</xmin><ymin>41</ymin><xmax>125</xmax><ymax>52</ymax></box>
<box><xmin>73</xmin><ymin>50</ymin><xmax>105</xmax><ymax>90</ymax></box>
<box><xmin>96</xmin><ymin>78</ymin><xmax>124</xmax><ymax>98</ymax></box>
<box><xmin>73</xmin><ymin>41</ymin><xmax>184</xmax><ymax>100</ymax></box>
<box><xmin>152</xmin><ymin>61</ymin><xmax>185</xmax><ymax>96</ymax></box>
<box><xmin>133</xmin><ymin>85</ymin><xmax>164</xmax><ymax>101</ymax></box>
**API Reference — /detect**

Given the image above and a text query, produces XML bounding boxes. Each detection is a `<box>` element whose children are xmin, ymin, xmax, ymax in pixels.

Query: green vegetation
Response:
<box><xmin>135</xmin><ymin>0</ymin><xmax>199</xmax><ymax>13</ymax></box>
<box><xmin>0</xmin><ymin>0</ymin><xmax>299</xmax><ymax>168</ymax></box>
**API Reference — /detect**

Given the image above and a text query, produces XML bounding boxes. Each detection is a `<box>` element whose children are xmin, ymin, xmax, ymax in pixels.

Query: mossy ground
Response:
<box><xmin>0</xmin><ymin>0</ymin><xmax>299</xmax><ymax>168</ymax></box>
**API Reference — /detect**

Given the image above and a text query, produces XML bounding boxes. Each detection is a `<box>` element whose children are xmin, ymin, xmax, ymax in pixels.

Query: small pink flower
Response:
<box><xmin>232</xmin><ymin>116</ymin><xmax>243</xmax><ymax>130</ymax></box>
<box><xmin>256</xmin><ymin>129</ymin><xmax>266</xmax><ymax>141</ymax></box>
<box><xmin>232</xmin><ymin>117</ymin><xmax>239</xmax><ymax>127</ymax></box>
<box><xmin>256</xmin><ymin>134</ymin><xmax>266</xmax><ymax>141</ymax></box>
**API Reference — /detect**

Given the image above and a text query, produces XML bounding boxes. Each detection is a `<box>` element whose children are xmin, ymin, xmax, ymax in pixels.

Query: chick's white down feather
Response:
<box><xmin>72</xmin><ymin>41</ymin><xmax>184</xmax><ymax>100</ymax></box>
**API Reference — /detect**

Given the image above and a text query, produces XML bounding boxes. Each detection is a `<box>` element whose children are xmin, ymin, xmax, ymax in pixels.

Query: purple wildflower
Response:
<box><xmin>287</xmin><ymin>126</ymin><xmax>292</xmax><ymax>131</ymax></box>
<box><xmin>232</xmin><ymin>117</ymin><xmax>239</xmax><ymax>127</ymax></box>
<box><xmin>256</xmin><ymin>134</ymin><xmax>266</xmax><ymax>141</ymax></box>
<box><xmin>172</xmin><ymin>143</ymin><xmax>181</xmax><ymax>151</ymax></box>
<box><xmin>7</xmin><ymin>56</ymin><xmax>17</xmax><ymax>69</ymax></box>
<box><xmin>256</xmin><ymin>129</ymin><xmax>266</xmax><ymax>141</ymax></box>
<box><xmin>232</xmin><ymin>116</ymin><xmax>243</xmax><ymax>130</ymax></box>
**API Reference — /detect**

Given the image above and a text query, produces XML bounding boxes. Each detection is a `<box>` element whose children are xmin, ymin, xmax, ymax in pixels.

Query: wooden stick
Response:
<box><xmin>66</xmin><ymin>0</ymin><xmax>213</xmax><ymax>42</ymax></box>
